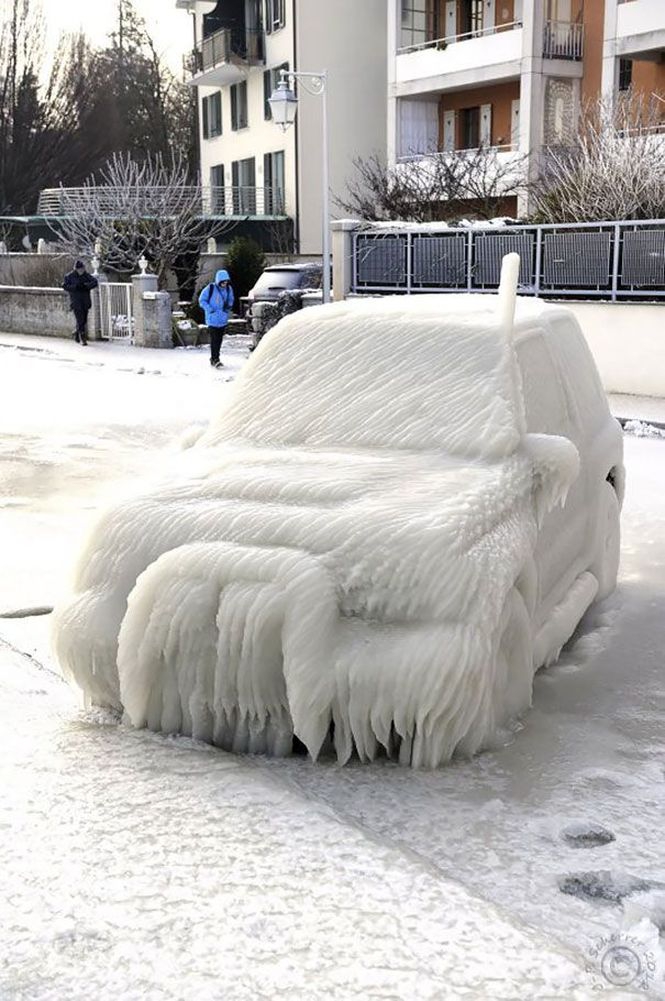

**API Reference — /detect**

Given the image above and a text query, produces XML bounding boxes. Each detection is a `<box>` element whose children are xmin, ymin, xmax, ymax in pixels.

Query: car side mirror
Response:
<box><xmin>522</xmin><ymin>432</ymin><xmax>580</xmax><ymax>526</ymax></box>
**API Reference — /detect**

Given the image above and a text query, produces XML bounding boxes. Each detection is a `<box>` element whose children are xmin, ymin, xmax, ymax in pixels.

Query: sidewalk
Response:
<box><xmin>0</xmin><ymin>641</ymin><xmax>594</xmax><ymax>1001</ymax></box>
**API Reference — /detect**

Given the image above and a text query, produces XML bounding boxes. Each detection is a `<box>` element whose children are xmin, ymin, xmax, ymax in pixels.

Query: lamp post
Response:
<box><xmin>268</xmin><ymin>70</ymin><xmax>330</xmax><ymax>304</ymax></box>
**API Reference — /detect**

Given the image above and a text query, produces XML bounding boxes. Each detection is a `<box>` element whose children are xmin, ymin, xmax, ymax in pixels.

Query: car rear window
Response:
<box><xmin>251</xmin><ymin>269</ymin><xmax>320</xmax><ymax>295</ymax></box>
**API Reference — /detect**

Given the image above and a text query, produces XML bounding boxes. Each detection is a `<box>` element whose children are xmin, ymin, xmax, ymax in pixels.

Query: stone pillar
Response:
<box><xmin>332</xmin><ymin>219</ymin><xmax>360</xmax><ymax>301</ymax></box>
<box><xmin>135</xmin><ymin>291</ymin><xmax>173</xmax><ymax>349</ymax></box>
<box><xmin>89</xmin><ymin>271</ymin><xmax>108</xmax><ymax>342</ymax></box>
<box><xmin>132</xmin><ymin>273</ymin><xmax>158</xmax><ymax>346</ymax></box>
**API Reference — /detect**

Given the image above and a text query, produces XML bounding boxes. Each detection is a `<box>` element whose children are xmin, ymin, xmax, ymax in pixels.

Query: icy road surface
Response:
<box><xmin>1</xmin><ymin>334</ymin><xmax>663</xmax><ymax>999</ymax></box>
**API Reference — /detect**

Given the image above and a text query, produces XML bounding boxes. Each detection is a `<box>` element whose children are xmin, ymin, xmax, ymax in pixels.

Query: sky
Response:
<box><xmin>40</xmin><ymin>0</ymin><xmax>194</xmax><ymax>72</ymax></box>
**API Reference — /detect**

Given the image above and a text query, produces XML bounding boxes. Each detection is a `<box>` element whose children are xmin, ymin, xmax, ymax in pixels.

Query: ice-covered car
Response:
<box><xmin>53</xmin><ymin>256</ymin><xmax>623</xmax><ymax>768</ymax></box>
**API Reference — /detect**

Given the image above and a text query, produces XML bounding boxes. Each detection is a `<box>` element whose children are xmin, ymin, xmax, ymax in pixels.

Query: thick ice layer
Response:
<box><xmin>53</xmin><ymin>290</ymin><xmax>593</xmax><ymax>766</ymax></box>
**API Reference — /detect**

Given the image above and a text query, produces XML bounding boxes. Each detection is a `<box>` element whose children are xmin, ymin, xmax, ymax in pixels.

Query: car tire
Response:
<box><xmin>590</xmin><ymin>480</ymin><xmax>621</xmax><ymax>601</ymax></box>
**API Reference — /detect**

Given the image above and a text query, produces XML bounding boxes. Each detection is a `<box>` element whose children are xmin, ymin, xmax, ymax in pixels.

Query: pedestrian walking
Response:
<box><xmin>199</xmin><ymin>269</ymin><xmax>234</xmax><ymax>369</ymax></box>
<box><xmin>63</xmin><ymin>260</ymin><xmax>98</xmax><ymax>346</ymax></box>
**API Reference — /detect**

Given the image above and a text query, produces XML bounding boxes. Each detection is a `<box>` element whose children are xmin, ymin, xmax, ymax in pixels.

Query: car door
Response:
<box><xmin>515</xmin><ymin>328</ymin><xmax>589</xmax><ymax>625</ymax></box>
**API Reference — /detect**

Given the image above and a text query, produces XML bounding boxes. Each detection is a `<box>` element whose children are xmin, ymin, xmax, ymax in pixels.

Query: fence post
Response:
<box><xmin>331</xmin><ymin>219</ymin><xmax>360</xmax><ymax>300</ymax></box>
<box><xmin>466</xmin><ymin>230</ymin><xmax>474</xmax><ymax>291</ymax></box>
<box><xmin>132</xmin><ymin>272</ymin><xmax>159</xmax><ymax>345</ymax></box>
<box><xmin>90</xmin><ymin>271</ymin><xmax>108</xmax><ymax>341</ymax></box>
<box><xmin>534</xmin><ymin>226</ymin><xmax>543</xmax><ymax>297</ymax></box>
<box><xmin>406</xmin><ymin>232</ymin><xmax>413</xmax><ymax>293</ymax></box>
<box><xmin>137</xmin><ymin>292</ymin><xmax>173</xmax><ymax>349</ymax></box>
<box><xmin>611</xmin><ymin>223</ymin><xmax>621</xmax><ymax>302</ymax></box>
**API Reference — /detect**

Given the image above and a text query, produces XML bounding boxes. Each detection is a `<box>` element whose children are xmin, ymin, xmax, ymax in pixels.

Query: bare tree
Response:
<box><xmin>337</xmin><ymin>145</ymin><xmax>527</xmax><ymax>223</ymax></box>
<box><xmin>51</xmin><ymin>152</ymin><xmax>238</xmax><ymax>290</ymax></box>
<box><xmin>530</xmin><ymin>93</ymin><xmax>665</xmax><ymax>223</ymax></box>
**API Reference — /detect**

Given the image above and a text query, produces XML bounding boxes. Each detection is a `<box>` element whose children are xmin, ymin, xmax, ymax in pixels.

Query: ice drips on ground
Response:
<box><xmin>53</xmin><ymin>292</ymin><xmax>593</xmax><ymax>767</ymax></box>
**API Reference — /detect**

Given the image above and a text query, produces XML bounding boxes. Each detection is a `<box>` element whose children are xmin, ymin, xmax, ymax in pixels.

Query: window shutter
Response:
<box><xmin>484</xmin><ymin>0</ymin><xmax>495</xmax><ymax>30</ymax></box>
<box><xmin>202</xmin><ymin>96</ymin><xmax>209</xmax><ymax>139</ymax></box>
<box><xmin>231</xmin><ymin>85</ymin><xmax>237</xmax><ymax>130</ymax></box>
<box><xmin>264</xmin><ymin>70</ymin><xmax>271</xmax><ymax>119</ymax></box>
<box><xmin>480</xmin><ymin>103</ymin><xmax>492</xmax><ymax>145</ymax></box>
<box><xmin>443</xmin><ymin>110</ymin><xmax>456</xmax><ymax>151</ymax></box>
<box><xmin>511</xmin><ymin>99</ymin><xmax>520</xmax><ymax>149</ymax></box>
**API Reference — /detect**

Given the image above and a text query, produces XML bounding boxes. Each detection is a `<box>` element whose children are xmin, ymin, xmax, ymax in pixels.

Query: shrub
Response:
<box><xmin>225</xmin><ymin>237</ymin><xmax>266</xmax><ymax>299</ymax></box>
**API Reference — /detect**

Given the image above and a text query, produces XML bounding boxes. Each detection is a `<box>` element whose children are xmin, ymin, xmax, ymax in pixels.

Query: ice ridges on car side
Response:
<box><xmin>54</xmin><ymin>256</ymin><xmax>598</xmax><ymax>767</ymax></box>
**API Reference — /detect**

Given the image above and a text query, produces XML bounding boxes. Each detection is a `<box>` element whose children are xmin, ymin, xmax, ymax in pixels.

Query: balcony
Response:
<box><xmin>542</xmin><ymin>21</ymin><xmax>584</xmax><ymax>61</ymax></box>
<box><xmin>395</xmin><ymin>22</ymin><xmax>523</xmax><ymax>94</ymax></box>
<box><xmin>202</xmin><ymin>186</ymin><xmax>286</xmax><ymax>217</ymax></box>
<box><xmin>615</xmin><ymin>0</ymin><xmax>665</xmax><ymax>59</ymax></box>
<box><xmin>37</xmin><ymin>186</ymin><xmax>286</xmax><ymax>219</ymax></box>
<box><xmin>186</xmin><ymin>26</ymin><xmax>264</xmax><ymax>87</ymax></box>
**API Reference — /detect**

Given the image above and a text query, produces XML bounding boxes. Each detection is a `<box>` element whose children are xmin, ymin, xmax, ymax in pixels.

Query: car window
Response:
<box><xmin>543</xmin><ymin>316</ymin><xmax>609</xmax><ymax>435</ymax></box>
<box><xmin>251</xmin><ymin>270</ymin><xmax>306</xmax><ymax>295</ymax></box>
<box><xmin>205</xmin><ymin>303</ymin><xmax>524</xmax><ymax>460</ymax></box>
<box><xmin>515</xmin><ymin>331</ymin><xmax>572</xmax><ymax>437</ymax></box>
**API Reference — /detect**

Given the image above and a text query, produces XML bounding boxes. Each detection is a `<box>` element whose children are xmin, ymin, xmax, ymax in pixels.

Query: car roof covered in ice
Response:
<box><xmin>202</xmin><ymin>293</ymin><xmax>561</xmax><ymax>460</ymax></box>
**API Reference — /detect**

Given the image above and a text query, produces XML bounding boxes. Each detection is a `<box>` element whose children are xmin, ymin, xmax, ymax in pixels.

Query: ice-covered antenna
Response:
<box><xmin>497</xmin><ymin>252</ymin><xmax>520</xmax><ymax>334</ymax></box>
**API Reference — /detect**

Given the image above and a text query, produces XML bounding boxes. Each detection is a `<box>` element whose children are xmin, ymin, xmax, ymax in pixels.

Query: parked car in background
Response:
<box><xmin>242</xmin><ymin>263</ymin><xmax>323</xmax><ymax>332</ymax></box>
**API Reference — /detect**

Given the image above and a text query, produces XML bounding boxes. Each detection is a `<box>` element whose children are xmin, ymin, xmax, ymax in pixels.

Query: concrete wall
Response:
<box><xmin>565</xmin><ymin>301</ymin><xmax>665</xmax><ymax>398</ymax></box>
<box><xmin>0</xmin><ymin>286</ymin><xmax>74</xmax><ymax>338</ymax></box>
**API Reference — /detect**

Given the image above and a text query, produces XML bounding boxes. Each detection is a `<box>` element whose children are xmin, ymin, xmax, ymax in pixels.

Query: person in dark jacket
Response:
<box><xmin>199</xmin><ymin>268</ymin><xmax>234</xmax><ymax>368</ymax></box>
<box><xmin>63</xmin><ymin>260</ymin><xmax>99</xmax><ymax>345</ymax></box>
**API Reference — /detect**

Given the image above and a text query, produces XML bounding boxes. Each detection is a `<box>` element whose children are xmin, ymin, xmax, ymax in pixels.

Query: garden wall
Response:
<box><xmin>0</xmin><ymin>286</ymin><xmax>74</xmax><ymax>338</ymax></box>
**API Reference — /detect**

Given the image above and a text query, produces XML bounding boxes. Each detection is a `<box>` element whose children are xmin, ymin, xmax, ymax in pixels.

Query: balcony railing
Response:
<box><xmin>188</xmin><ymin>26</ymin><xmax>264</xmax><ymax>76</ymax></box>
<box><xmin>543</xmin><ymin>20</ymin><xmax>584</xmax><ymax>60</ymax></box>
<box><xmin>398</xmin><ymin>20</ymin><xmax>522</xmax><ymax>55</ymax></box>
<box><xmin>37</xmin><ymin>186</ymin><xmax>286</xmax><ymax>218</ymax></box>
<box><xmin>202</xmin><ymin>186</ymin><xmax>285</xmax><ymax>216</ymax></box>
<box><xmin>397</xmin><ymin>143</ymin><xmax>516</xmax><ymax>163</ymax></box>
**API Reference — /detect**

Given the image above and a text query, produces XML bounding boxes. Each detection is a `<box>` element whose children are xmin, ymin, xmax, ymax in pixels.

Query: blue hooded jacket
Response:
<box><xmin>199</xmin><ymin>269</ymin><xmax>234</xmax><ymax>327</ymax></box>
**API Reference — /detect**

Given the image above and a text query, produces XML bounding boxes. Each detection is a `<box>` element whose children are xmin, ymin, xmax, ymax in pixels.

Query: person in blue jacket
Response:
<box><xmin>199</xmin><ymin>268</ymin><xmax>234</xmax><ymax>368</ymax></box>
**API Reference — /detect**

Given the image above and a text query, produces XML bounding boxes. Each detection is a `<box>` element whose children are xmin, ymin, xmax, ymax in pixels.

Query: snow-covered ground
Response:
<box><xmin>1</xmin><ymin>331</ymin><xmax>664</xmax><ymax>999</ymax></box>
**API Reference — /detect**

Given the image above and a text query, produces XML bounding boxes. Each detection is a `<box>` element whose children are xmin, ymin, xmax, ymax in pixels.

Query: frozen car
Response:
<box><xmin>53</xmin><ymin>255</ymin><xmax>624</xmax><ymax>768</ymax></box>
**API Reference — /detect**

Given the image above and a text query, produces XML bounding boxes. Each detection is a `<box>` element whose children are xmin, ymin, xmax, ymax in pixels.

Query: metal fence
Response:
<box><xmin>97</xmin><ymin>283</ymin><xmax>134</xmax><ymax>342</ymax></box>
<box><xmin>351</xmin><ymin>220</ymin><xmax>665</xmax><ymax>301</ymax></box>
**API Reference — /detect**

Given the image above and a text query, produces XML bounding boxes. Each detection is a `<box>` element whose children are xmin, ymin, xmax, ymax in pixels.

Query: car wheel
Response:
<box><xmin>590</xmin><ymin>481</ymin><xmax>621</xmax><ymax>601</ymax></box>
<box><xmin>496</xmin><ymin>587</ymin><xmax>534</xmax><ymax>722</ymax></box>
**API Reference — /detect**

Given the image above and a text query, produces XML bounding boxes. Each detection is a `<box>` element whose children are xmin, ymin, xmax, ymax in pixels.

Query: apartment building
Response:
<box><xmin>388</xmin><ymin>0</ymin><xmax>665</xmax><ymax>216</ymax></box>
<box><xmin>177</xmin><ymin>0</ymin><xmax>387</xmax><ymax>255</ymax></box>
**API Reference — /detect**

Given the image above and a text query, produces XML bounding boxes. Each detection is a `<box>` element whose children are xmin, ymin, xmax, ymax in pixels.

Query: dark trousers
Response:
<box><xmin>72</xmin><ymin>305</ymin><xmax>89</xmax><ymax>339</ymax></box>
<box><xmin>209</xmin><ymin>325</ymin><xmax>226</xmax><ymax>364</ymax></box>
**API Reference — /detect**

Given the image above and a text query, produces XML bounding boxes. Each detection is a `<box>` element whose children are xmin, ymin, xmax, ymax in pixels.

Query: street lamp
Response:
<box><xmin>268</xmin><ymin>70</ymin><xmax>330</xmax><ymax>304</ymax></box>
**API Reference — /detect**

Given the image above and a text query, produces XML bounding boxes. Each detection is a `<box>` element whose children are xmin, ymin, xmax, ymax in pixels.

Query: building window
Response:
<box><xmin>400</xmin><ymin>0</ymin><xmax>433</xmax><ymax>49</ymax></box>
<box><xmin>619</xmin><ymin>59</ymin><xmax>633</xmax><ymax>92</ymax></box>
<box><xmin>232</xmin><ymin>156</ymin><xmax>256</xmax><ymax>213</ymax></box>
<box><xmin>263</xmin><ymin>150</ymin><xmax>285</xmax><ymax>213</ymax></box>
<box><xmin>202</xmin><ymin>91</ymin><xmax>222</xmax><ymax>139</ymax></box>
<box><xmin>210</xmin><ymin>164</ymin><xmax>225</xmax><ymax>214</ymax></box>
<box><xmin>460</xmin><ymin>0</ymin><xmax>484</xmax><ymax>37</ymax></box>
<box><xmin>230</xmin><ymin>81</ymin><xmax>248</xmax><ymax>130</ymax></box>
<box><xmin>264</xmin><ymin>63</ymin><xmax>290</xmax><ymax>119</ymax></box>
<box><xmin>461</xmin><ymin>106</ymin><xmax>480</xmax><ymax>148</ymax></box>
<box><xmin>265</xmin><ymin>0</ymin><xmax>285</xmax><ymax>34</ymax></box>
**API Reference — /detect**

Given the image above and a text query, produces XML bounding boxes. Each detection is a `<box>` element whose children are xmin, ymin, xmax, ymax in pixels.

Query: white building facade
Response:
<box><xmin>178</xmin><ymin>0</ymin><xmax>387</xmax><ymax>255</ymax></box>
